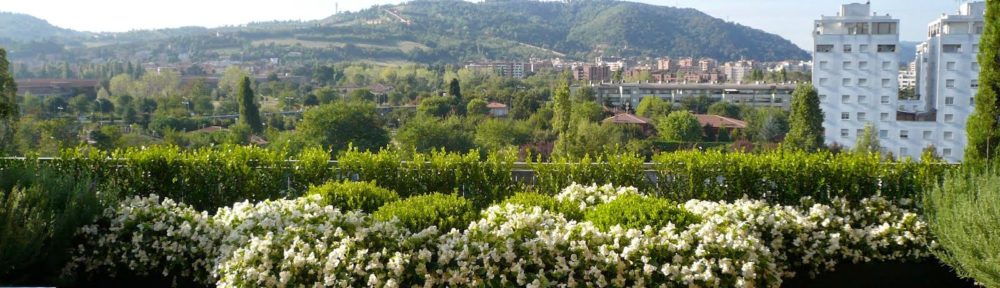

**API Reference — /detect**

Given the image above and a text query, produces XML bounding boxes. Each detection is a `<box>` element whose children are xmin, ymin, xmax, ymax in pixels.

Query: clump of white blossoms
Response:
<box><xmin>65</xmin><ymin>184</ymin><xmax>934</xmax><ymax>287</ymax></box>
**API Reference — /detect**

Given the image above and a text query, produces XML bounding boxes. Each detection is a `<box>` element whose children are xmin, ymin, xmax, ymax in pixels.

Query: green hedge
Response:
<box><xmin>372</xmin><ymin>193</ymin><xmax>476</xmax><ymax>232</ymax></box>
<box><xmin>584</xmin><ymin>194</ymin><xmax>700</xmax><ymax>231</ymax></box>
<box><xmin>0</xmin><ymin>147</ymin><xmax>950</xmax><ymax>211</ymax></box>
<box><xmin>306</xmin><ymin>180</ymin><xmax>399</xmax><ymax>213</ymax></box>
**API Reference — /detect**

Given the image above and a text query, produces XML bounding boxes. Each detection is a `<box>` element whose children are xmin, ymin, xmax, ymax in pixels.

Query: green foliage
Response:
<box><xmin>306</xmin><ymin>180</ymin><xmax>399</xmax><ymax>213</ymax></box>
<box><xmin>854</xmin><ymin>122</ymin><xmax>881</xmax><ymax>154</ymax></box>
<box><xmin>653</xmin><ymin>150</ymin><xmax>947</xmax><ymax>204</ymax></box>
<box><xmin>474</xmin><ymin>118</ymin><xmax>531</xmax><ymax>152</ymax></box>
<box><xmin>925</xmin><ymin>170</ymin><xmax>1000</xmax><ymax>287</ymax></box>
<box><xmin>966</xmin><ymin>1</ymin><xmax>1000</xmax><ymax>162</ymax></box>
<box><xmin>236</xmin><ymin>76</ymin><xmax>263</xmax><ymax>134</ymax></box>
<box><xmin>635</xmin><ymin>96</ymin><xmax>672</xmax><ymax>119</ymax></box>
<box><xmin>466</xmin><ymin>98</ymin><xmax>489</xmax><ymax>116</ymax></box>
<box><xmin>395</xmin><ymin>116</ymin><xmax>474</xmax><ymax>153</ymax></box>
<box><xmin>372</xmin><ymin>193</ymin><xmax>475</xmax><ymax>232</ymax></box>
<box><xmin>657</xmin><ymin>111</ymin><xmax>702</xmax><ymax>142</ymax></box>
<box><xmin>552</xmin><ymin>81</ymin><xmax>572</xmax><ymax>135</ymax></box>
<box><xmin>584</xmin><ymin>194</ymin><xmax>699</xmax><ymax>231</ymax></box>
<box><xmin>298</xmin><ymin>101</ymin><xmax>389</xmax><ymax>153</ymax></box>
<box><xmin>553</xmin><ymin>120</ymin><xmax>625</xmax><ymax>159</ymax></box>
<box><xmin>0</xmin><ymin>163</ymin><xmax>104</xmax><ymax>285</ymax></box>
<box><xmin>338</xmin><ymin>148</ymin><xmax>517</xmax><ymax>207</ymax></box>
<box><xmin>532</xmin><ymin>151</ymin><xmax>648</xmax><ymax>195</ymax></box>
<box><xmin>417</xmin><ymin>95</ymin><xmax>453</xmax><ymax>118</ymax></box>
<box><xmin>742</xmin><ymin>107</ymin><xmax>789</xmax><ymax>142</ymax></box>
<box><xmin>449</xmin><ymin>78</ymin><xmax>464</xmax><ymax>115</ymax></box>
<box><xmin>500</xmin><ymin>192</ymin><xmax>583</xmax><ymax>220</ymax></box>
<box><xmin>784</xmin><ymin>84</ymin><xmax>824</xmax><ymax>151</ymax></box>
<box><xmin>707</xmin><ymin>101</ymin><xmax>741</xmax><ymax>119</ymax></box>
<box><xmin>0</xmin><ymin>48</ymin><xmax>17</xmax><ymax>155</ymax></box>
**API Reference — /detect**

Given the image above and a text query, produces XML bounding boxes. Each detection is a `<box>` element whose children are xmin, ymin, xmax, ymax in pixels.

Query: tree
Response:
<box><xmin>418</xmin><ymin>95</ymin><xmax>453</xmax><ymax>118</ymax></box>
<box><xmin>237</xmin><ymin>76</ymin><xmax>263</xmax><ymax>134</ymax></box>
<box><xmin>657</xmin><ymin>111</ymin><xmax>702</xmax><ymax>142</ymax></box>
<box><xmin>396</xmin><ymin>116</ymin><xmax>474</xmax><ymax>153</ymax></box>
<box><xmin>449</xmin><ymin>78</ymin><xmax>464</xmax><ymax>115</ymax></box>
<box><xmin>298</xmin><ymin>101</ymin><xmax>389</xmax><ymax>153</ymax></box>
<box><xmin>552</xmin><ymin>81</ymin><xmax>572</xmax><ymax>135</ymax></box>
<box><xmin>466</xmin><ymin>98</ymin><xmax>489</xmax><ymax>116</ymax></box>
<box><xmin>474</xmin><ymin>118</ymin><xmax>532</xmax><ymax>152</ymax></box>
<box><xmin>784</xmin><ymin>83</ymin><xmax>824</xmax><ymax>151</ymax></box>
<box><xmin>707</xmin><ymin>101</ymin><xmax>741</xmax><ymax>119</ymax></box>
<box><xmin>966</xmin><ymin>0</ymin><xmax>1000</xmax><ymax>162</ymax></box>
<box><xmin>854</xmin><ymin>122</ymin><xmax>881</xmax><ymax>154</ymax></box>
<box><xmin>553</xmin><ymin>120</ymin><xmax>624</xmax><ymax>159</ymax></box>
<box><xmin>219</xmin><ymin>66</ymin><xmax>251</xmax><ymax>98</ymax></box>
<box><xmin>635</xmin><ymin>96</ymin><xmax>671</xmax><ymax>118</ymax></box>
<box><xmin>0</xmin><ymin>48</ymin><xmax>17</xmax><ymax>153</ymax></box>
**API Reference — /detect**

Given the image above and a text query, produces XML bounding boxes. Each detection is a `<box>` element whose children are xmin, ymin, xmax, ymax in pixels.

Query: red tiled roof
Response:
<box><xmin>487</xmin><ymin>102</ymin><xmax>507</xmax><ymax>109</ymax></box>
<box><xmin>603</xmin><ymin>113</ymin><xmax>653</xmax><ymax>125</ymax></box>
<box><xmin>695</xmin><ymin>114</ymin><xmax>748</xmax><ymax>129</ymax></box>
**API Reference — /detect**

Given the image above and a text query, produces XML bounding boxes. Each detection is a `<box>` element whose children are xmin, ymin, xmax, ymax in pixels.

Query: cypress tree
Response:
<box><xmin>967</xmin><ymin>0</ymin><xmax>1000</xmax><ymax>162</ymax></box>
<box><xmin>784</xmin><ymin>83</ymin><xmax>824</xmax><ymax>151</ymax></box>
<box><xmin>0</xmin><ymin>48</ymin><xmax>17</xmax><ymax>154</ymax></box>
<box><xmin>237</xmin><ymin>76</ymin><xmax>263</xmax><ymax>134</ymax></box>
<box><xmin>449</xmin><ymin>78</ymin><xmax>464</xmax><ymax>115</ymax></box>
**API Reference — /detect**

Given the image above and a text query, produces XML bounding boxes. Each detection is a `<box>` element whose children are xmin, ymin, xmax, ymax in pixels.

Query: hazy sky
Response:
<box><xmin>1</xmin><ymin>0</ymin><xmax>972</xmax><ymax>49</ymax></box>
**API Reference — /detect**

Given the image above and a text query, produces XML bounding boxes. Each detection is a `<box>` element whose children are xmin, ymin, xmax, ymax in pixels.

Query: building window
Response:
<box><xmin>943</xmin><ymin>44</ymin><xmax>962</xmax><ymax>53</ymax></box>
<box><xmin>844</xmin><ymin>61</ymin><xmax>853</xmax><ymax>69</ymax></box>
<box><xmin>945</xmin><ymin>131</ymin><xmax>954</xmax><ymax>140</ymax></box>
<box><xmin>945</xmin><ymin>114</ymin><xmax>954</xmax><ymax>122</ymax></box>
<box><xmin>842</xmin><ymin>95</ymin><xmax>850</xmax><ymax>103</ymax></box>
<box><xmin>946</xmin><ymin>62</ymin><xmax>956</xmax><ymax>70</ymax></box>
<box><xmin>819</xmin><ymin>94</ymin><xmax>827</xmax><ymax>101</ymax></box>
<box><xmin>882</xmin><ymin>79</ymin><xmax>891</xmax><ymax>88</ymax></box>
<box><xmin>858</xmin><ymin>95</ymin><xmax>867</xmax><ymax>104</ymax></box>
<box><xmin>972</xmin><ymin>79</ymin><xmax>979</xmax><ymax>88</ymax></box>
<box><xmin>973</xmin><ymin>62</ymin><xmax>980</xmax><ymax>71</ymax></box>
<box><xmin>844</xmin><ymin>44</ymin><xmax>853</xmax><ymax>53</ymax></box>
<box><xmin>944</xmin><ymin>148</ymin><xmax>953</xmax><ymax>156</ymax></box>
<box><xmin>857</xmin><ymin>112</ymin><xmax>867</xmax><ymax>121</ymax></box>
<box><xmin>882</xmin><ymin>61</ymin><xmax>892</xmax><ymax>70</ymax></box>
<box><xmin>841</xmin><ymin>129</ymin><xmax>849</xmax><ymax>138</ymax></box>
<box><xmin>972</xmin><ymin>97</ymin><xmax>976</xmax><ymax>106</ymax></box>
<box><xmin>881</xmin><ymin>112</ymin><xmax>890</xmax><ymax>121</ymax></box>
<box><xmin>844</xmin><ymin>78</ymin><xmax>852</xmax><ymax>86</ymax></box>
<box><xmin>841</xmin><ymin>112</ymin><xmax>850</xmax><ymax>120</ymax></box>
<box><xmin>858</xmin><ymin>79</ymin><xmax>868</xmax><ymax>87</ymax></box>
<box><xmin>881</xmin><ymin>96</ymin><xmax>891</xmax><ymax>104</ymax></box>
<box><xmin>900</xmin><ymin>147</ymin><xmax>909</xmax><ymax>156</ymax></box>
<box><xmin>819</xmin><ymin>78</ymin><xmax>829</xmax><ymax>85</ymax></box>
<box><xmin>923</xmin><ymin>131</ymin><xmax>933</xmax><ymax>140</ymax></box>
<box><xmin>859</xmin><ymin>61</ymin><xmax>869</xmax><ymax>70</ymax></box>
<box><xmin>946</xmin><ymin>79</ymin><xmax>956</xmax><ymax>88</ymax></box>
<box><xmin>857</xmin><ymin>129</ymin><xmax>864</xmax><ymax>137</ymax></box>
<box><xmin>879</xmin><ymin>130</ymin><xmax>888</xmax><ymax>139</ymax></box>
<box><xmin>877</xmin><ymin>44</ymin><xmax>897</xmax><ymax>52</ymax></box>
<box><xmin>819</xmin><ymin>61</ymin><xmax>829</xmax><ymax>69</ymax></box>
<box><xmin>875</xmin><ymin>23</ymin><xmax>897</xmax><ymax>35</ymax></box>
<box><xmin>816</xmin><ymin>45</ymin><xmax>834</xmax><ymax>53</ymax></box>
<box><xmin>859</xmin><ymin>44</ymin><xmax>870</xmax><ymax>52</ymax></box>
<box><xmin>945</xmin><ymin>97</ymin><xmax>955</xmax><ymax>105</ymax></box>
<box><xmin>900</xmin><ymin>130</ymin><xmax>909</xmax><ymax>139</ymax></box>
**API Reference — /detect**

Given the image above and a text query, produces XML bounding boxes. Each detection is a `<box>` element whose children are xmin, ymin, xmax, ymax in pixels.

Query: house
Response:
<box><xmin>695</xmin><ymin>114</ymin><xmax>748</xmax><ymax>141</ymax></box>
<box><xmin>487</xmin><ymin>102</ymin><xmax>509</xmax><ymax>117</ymax></box>
<box><xmin>602</xmin><ymin>113</ymin><xmax>655</xmax><ymax>135</ymax></box>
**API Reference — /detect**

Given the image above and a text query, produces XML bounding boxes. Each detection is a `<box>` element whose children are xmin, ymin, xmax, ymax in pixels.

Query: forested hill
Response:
<box><xmin>0</xmin><ymin>12</ymin><xmax>84</xmax><ymax>42</ymax></box>
<box><xmin>0</xmin><ymin>0</ymin><xmax>809</xmax><ymax>64</ymax></box>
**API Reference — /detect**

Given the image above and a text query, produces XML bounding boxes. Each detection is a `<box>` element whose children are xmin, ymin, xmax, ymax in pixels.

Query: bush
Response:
<box><xmin>925</xmin><ymin>170</ymin><xmax>1000</xmax><ymax>287</ymax></box>
<box><xmin>306</xmin><ymin>180</ymin><xmax>399</xmax><ymax>213</ymax></box>
<box><xmin>0</xmin><ymin>165</ymin><xmax>104</xmax><ymax>285</ymax></box>
<box><xmin>584</xmin><ymin>194</ymin><xmax>699</xmax><ymax>231</ymax></box>
<box><xmin>500</xmin><ymin>192</ymin><xmax>583</xmax><ymax>220</ymax></box>
<box><xmin>372</xmin><ymin>193</ymin><xmax>476</xmax><ymax>232</ymax></box>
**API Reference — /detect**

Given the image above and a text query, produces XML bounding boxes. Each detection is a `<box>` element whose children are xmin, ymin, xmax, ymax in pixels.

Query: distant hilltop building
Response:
<box><xmin>814</xmin><ymin>1</ymin><xmax>984</xmax><ymax>162</ymax></box>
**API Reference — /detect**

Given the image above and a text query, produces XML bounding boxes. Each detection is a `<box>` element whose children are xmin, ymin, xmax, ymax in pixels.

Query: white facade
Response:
<box><xmin>814</xmin><ymin>2</ymin><xmax>984</xmax><ymax>163</ymax></box>
<box><xmin>911</xmin><ymin>2</ymin><xmax>985</xmax><ymax>162</ymax></box>
<box><xmin>814</xmin><ymin>3</ymin><xmax>903</xmax><ymax>157</ymax></box>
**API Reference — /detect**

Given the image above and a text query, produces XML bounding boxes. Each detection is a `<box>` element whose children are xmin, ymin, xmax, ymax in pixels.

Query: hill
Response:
<box><xmin>0</xmin><ymin>1</ymin><xmax>810</xmax><ymax>65</ymax></box>
<box><xmin>0</xmin><ymin>12</ymin><xmax>83</xmax><ymax>42</ymax></box>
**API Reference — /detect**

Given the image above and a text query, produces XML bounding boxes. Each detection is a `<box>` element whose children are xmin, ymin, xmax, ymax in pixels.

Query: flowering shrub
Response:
<box><xmin>65</xmin><ymin>184</ymin><xmax>935</xmax><ymax>287</ymax></box>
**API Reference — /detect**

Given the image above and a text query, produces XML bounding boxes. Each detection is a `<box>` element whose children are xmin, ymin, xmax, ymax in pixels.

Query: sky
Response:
<box><xmin>0</xmin><ymin>0</ymin><xmax>973</xmax><ymax>49</ymax></box>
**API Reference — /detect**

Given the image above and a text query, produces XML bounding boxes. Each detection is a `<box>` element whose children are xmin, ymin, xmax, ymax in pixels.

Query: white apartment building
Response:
<box><xmin>911</xmin><ymin>2</ymin><xmax>985</xmax><ymax>162</ymax></box>
<box><xmin>814</xmin><ymin>3</ymin><xmax>902</xmax><ymax>156</ymax></box>
<box><xmin>723</xmin><ymin>60</ymin><xmax>755</xmax><ymax>83</ymax></box>
<box><xmin>814</xmin><ymin>2</ymin><xmax>984</xmax><ymax>163</ymax></box>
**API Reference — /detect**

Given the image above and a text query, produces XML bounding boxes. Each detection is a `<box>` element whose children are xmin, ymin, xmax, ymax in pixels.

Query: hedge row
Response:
<box><xmin>0</xmin><ymin>146</ymin><xmax>951</xmax><ymax>210</ymax></box>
